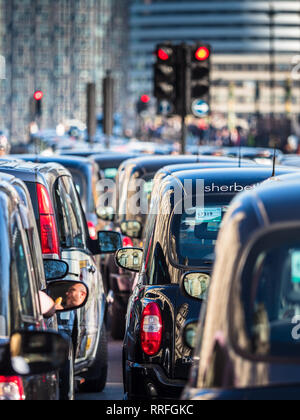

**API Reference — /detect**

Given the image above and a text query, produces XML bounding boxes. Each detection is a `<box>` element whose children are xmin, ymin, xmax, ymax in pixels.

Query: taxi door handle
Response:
<box><xmin>88</xmin><ymin>265</ymin><xmax>96</xmax><ymax>274</ymax></box>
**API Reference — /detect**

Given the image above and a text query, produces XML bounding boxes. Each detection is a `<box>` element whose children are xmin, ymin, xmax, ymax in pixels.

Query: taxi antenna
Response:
<box><xmin>238</xmin><ymin>142</ymin><xmax>242</xmax><ymax>168</ymax></box>
<box><xmin>272</xmin><ymin>147</ymin><xmax>276</xmax><ymax>177</ymax></box>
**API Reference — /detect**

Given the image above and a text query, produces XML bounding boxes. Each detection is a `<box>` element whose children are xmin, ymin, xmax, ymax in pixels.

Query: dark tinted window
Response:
<box><xmin>0</xmin><ymin>219</ymin><xmax>10</xmax><ymax>337</ymax></box>
<box><xmin>24</xmin><ymin>181</ymin><xmax>39</xmax><ymax>221</ymax></box>
<box><xmin>54</xmin><ymin>177</ymin><xmax>85</xmax><ymax>249</ymax></box>
<box><xmin>148</xmin><ymin>243</ymin><xmax>171</xmax><ymax>285</ymax></box>
<box><xmin>11</xmin><ymin>219</ymin><xmax>35</xmax><ymax>317</ymax></box>
<box><xmin>68</xmin><ymin>169</ymin><xmax>87</xmax><ymax>211</ymax></box>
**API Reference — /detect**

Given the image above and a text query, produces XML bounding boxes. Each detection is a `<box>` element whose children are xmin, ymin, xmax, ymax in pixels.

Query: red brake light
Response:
<box><xmin>39</xmin><ymin>215</ymin><xmax>60</xmax><ymax>256</ymax></box>
<box><xmin>87</xmin><ymin>221</ymin><xmax>97</xmax><ymax>240</ymax></box>
<box><xmin>141</xmin><ymin>302</ymin><xmax>162</xmax><ymax>356</ymax></box>
<box><xmin>0</xmin><ymin>377</ymin><xmax>25</xmax><ymax>400</ymax></box>
<box><xmin>122</xmin><ymin>236</ymin><xmax>133</xmax><ymax>248</ymax></box>
<box><xmin>37</xmin><ymin>183</ymin><xmax>54</xmax><ymax>215</ymax></box>
<box><xmin>37</xmin><ymin>183</ymin><xmax>60</xmax><ymax>257</ymax></box>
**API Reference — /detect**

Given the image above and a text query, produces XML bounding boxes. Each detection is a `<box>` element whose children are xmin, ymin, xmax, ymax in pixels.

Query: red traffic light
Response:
<box><xmin>141</xmin><ymin>95</ymin><xmax>150</xmax><ymax>104</ymax></box>
<box><xmin>195</xmin><ymin>47</ymin><xmax>210</xmax><ymax>61</ymax></box>
<box><xmin>157</xmin><ymin>48</ymin><xmax>170</xmax><ymax>61</ymax></box>
<box><xmin>34</xmin><ymin>91</ymin><xmax>44</xmax><ymax>101</ymax></box>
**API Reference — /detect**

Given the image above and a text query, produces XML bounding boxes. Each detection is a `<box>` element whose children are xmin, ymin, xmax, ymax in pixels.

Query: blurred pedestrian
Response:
<box><xmin>0</xmin><ymin>134</ymin><xmax>10</xmax><ymax>156</ymax></box>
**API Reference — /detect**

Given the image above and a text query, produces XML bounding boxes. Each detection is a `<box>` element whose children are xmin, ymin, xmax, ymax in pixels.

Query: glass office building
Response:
<box><xmin>129</xmin><ymin>0</ymin><xmax>300</xmax><ymax>121</ymax></box>
<box><xmin>1</xmin><ymin>0</ymin><xmax>129</xmax><ymax>142</ymax></box>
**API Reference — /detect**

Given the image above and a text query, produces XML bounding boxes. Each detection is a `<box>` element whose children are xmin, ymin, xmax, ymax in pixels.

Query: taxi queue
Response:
<box><xmin>1</xmin><ymin>146</ymin><xmax>300</xmax><ymax>400</ymax></box>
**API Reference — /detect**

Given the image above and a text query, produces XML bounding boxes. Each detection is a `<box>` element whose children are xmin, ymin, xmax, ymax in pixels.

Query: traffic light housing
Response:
<box><xmin>153</xmin><ymin>42</ymin><xmax>211</xmax><ymax>117</ymax></box>
<box><xmin>154</xmin><ymin>43</ymin><xmax>178</xmax><ymax>110</ymax></box>
<box><xmin>189</xmin><ymin>44</ymin><xmax>211</xmax><ymax>111</ymax></box>
<box><xmin>33</xmin><ymin>90</ymin><xmax>43</xmax><ymax>117</ymax></box>
<box><xmin>136</xmin><ymin>95</ymin><xmax>150</xmax><ymax>114</ymax></box>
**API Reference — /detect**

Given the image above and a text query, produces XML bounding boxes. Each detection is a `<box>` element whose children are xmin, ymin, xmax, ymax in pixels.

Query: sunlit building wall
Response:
<box><xmin>129</xmin><ymin>0</ymin><xmax>300</xmax><ymax>121</ymax></box>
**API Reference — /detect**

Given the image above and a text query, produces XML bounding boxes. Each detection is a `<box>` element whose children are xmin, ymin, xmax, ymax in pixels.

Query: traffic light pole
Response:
<box><xmin>181</xmin><ymin>114</ymin><xmax>187</xmax><ymax>155</ymax></box>
<box><xmin>178</xmin><ymin>44</ymin><xmax>189</xmax><ymax>155</ymax></box>
<box><xmin>87</xmin><ymin>83</ymin><xmax>96</xmax><ymax>144</ymax></box>
<box><xmin>103</xmin><ymin>70</ymin><xmax>114</xmax><ymax>150</ymax></box>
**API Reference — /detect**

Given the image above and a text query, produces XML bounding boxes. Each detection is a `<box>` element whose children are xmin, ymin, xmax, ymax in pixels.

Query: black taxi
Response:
<box><xmin>183</xmin><ymin>175</ymin><xmax>300</xmax><ymax>400</ymax></box>
<box><xmin>101</xmin><ymin>155</ymin><xmax>253</xmax><ymax>339</ymax></box>
<box><xmin>116</xmin><ymin>166</ymin><xmax>298</xmax><ymax>400</ymax></box>
<box><xmin>114</xmin><ymin>155</ymin><xmax>253</xmax><ymax>242</ymax></box>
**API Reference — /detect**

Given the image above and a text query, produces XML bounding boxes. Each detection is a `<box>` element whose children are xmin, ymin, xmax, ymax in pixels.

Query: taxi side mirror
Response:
<box><xmin>181</xmin><ymin>272</ymin><xmax>211</xmax><ymax>301</ymax></box>
<box><xmin>0</xmin><ymin>331</ymin><xmax>70</xmax><ymax>377</ymax></box>
<box><xmin>46</xmin><ymin>280</ymin><xmax>89</xmax><ymax>313</ymax></box>
<box><xmin>120</xmin><ymin>221</ymin><xmax>142</xmax><ymax>239</ymax></box>
<box><xmin>115</xmin><ymin>247</ymin><xmax>143</xmax><ymax>273</ymax></box>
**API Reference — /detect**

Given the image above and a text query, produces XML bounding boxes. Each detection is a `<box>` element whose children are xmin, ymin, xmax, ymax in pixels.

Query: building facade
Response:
<box><xmin>129</xmin><ymin>0</ymin><xmax>300</xmax><ymax>123</ymax></box>
<box><xmin>1</xmin><ymin>0</ymin><xmax>129</xmax><ymax>142</ymax></box>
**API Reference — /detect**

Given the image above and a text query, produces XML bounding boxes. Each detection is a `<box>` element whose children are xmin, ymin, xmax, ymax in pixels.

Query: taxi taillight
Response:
<box><xmin>36</xmin><ymin>183</ymin><xmax>60</xmax><ymax>257</ymax></box>
<box><xmin>141</xmin><ymin>303</ymin><xmax>162</xmax><ymax>356</ymax></box>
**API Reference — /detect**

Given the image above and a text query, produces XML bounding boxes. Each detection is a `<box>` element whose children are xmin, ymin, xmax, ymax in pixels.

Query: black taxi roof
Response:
<box><xmin>0</xmin><ymin>159</ymin><xmax>71</xmax><ymax>185</ymax></box>
<box><xmin>166</xmin><ymin>166</ymin><xmax>299</xmax><ymax>192</ymax></box>
<box><xmin>118</xmin><ymin>155</ymin><xmax>253</xmax><ymax>175</ymax></box>
<box><xmin>223</xmin><ymin>172</ymin><xmax>300</xmax><ymax>247</ymax></box>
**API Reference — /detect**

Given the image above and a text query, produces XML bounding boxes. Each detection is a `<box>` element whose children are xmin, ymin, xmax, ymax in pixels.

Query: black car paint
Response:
<box><xmin>123</xmin><ymin>166</ymin><xmax>300</xmax><ymax>400</ymax></box>
<box><xmin>0</xmin><ymin>160</ymin><xmax>107</xmax><ymax>383</ymax></box>
<box><xmin>10</xmin><ymin>154</ymin><xmax>99</xmax><ymax>224</ymax></box>
<box><xmin>0</xmin><ymin>177</ymin><xmax>59</xmax><ymax>400</ymax></box>
<box><xmin>116</xmin><ymin>155</ymin><xmax>254</xmax><ymax>240</ymax></box>
<box><xmin>183</xmin><ymin>175</ymin><xmax>300</xmax><ymax>401</ymax></box>
<box><xmin>107</xmin><ymin>155</ymin><xmax>255</xmax><ymax>338</ymax></box>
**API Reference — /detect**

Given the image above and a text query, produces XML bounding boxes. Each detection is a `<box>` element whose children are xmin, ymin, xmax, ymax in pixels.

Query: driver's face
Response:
<box><xmin>66</xmin><ymin>284</ymin><xmax>86</xmax><ymax>307</ymax></box>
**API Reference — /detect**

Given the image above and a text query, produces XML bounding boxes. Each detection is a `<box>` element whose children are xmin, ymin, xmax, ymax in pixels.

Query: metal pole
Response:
<box><xmin>87</xmin><ymin>82</ymin><xmax>97</xmax><ymax>144</ymax></box>
<box><xmin>103</xmin><ymin>70</ymin><xmax>114</xmax><ymax>149</ymax></box>
<box><xmin>179</xmin><ymin>44</ymin><xmax>188</xmax><ymax>155</ymax></box>
<box><xmin>181</xmin><ymin>114</ymin><xmax>187</xmax><ymax>155</ymax></box>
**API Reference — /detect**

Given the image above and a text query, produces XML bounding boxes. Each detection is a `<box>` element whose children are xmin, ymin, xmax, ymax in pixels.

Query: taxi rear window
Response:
<box><xmin>170</xmin><ymin>194</ymin><xmax>234</xmax><ymax>268</ymax></box>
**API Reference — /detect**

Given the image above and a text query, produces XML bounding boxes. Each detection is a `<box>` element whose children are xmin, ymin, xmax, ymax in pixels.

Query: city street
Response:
<box><xmin>76</xmin><ymin>339</ymin><xmax>123</xmax><ymax>401</ymax></box>
<box><xmin>1</xmin><ymin>0</ymin><xmax>300</xmax><ymax>404</ymax></box>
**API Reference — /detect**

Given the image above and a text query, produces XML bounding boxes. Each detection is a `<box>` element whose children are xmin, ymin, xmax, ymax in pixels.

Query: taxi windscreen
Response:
<box><xmin>170</xmin><ymin>194</ymin><xmax>234</xmax><ymax>267</ymax></box>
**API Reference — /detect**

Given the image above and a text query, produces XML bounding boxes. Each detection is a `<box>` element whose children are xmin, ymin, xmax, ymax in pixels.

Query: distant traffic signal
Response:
<box><xmin>153</xmin><ymin>42</ymin><xmax>211</xmax><ymax>118</ymax></box>
<box><xmin>154</xmin><ymin>43</ymin><xmax>177</xmax><ymax>106</ymax></box>
<box><xmin>137</xmin><ymin>95</ymin><xmax>150</xmax><ymax>114</ymax></box>
<box><xmin>194</xmin><ymin>46</ymin><xmax>210</xmax><ymax>62</ymax></box>
<box><xmin>141</xmin><ymin>94</ymin><xmax>150</xmax><ymax>104</ymax></box>
<box><xmin>189</xmin><ymin>44</ymin><xmax>211</xmax><ymax>110</ymax></box>
<box><xmin>33</xmin><ymin>90</ymin><xmax>43</xmax><ymax>117</ymax></box>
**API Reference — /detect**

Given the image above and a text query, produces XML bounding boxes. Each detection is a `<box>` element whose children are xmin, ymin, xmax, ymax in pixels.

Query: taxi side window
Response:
<box><xmin>11</xmin><ymin>217</ymin><xmax>36</xmax><ymax>318</ymax></box>
<box><xmin>149</xmin><ymin>243</ymin><xmax>171</xmax><ymax>286</ymax></box>
<box><xmin>54</xmin><ymin>177</ymin><xmax>86</xmax><ymax>249</ymax></box>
